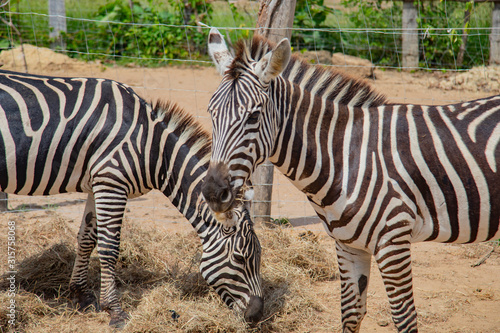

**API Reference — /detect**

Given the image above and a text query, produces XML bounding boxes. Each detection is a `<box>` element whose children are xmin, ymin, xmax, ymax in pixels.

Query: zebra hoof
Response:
<box><xmin>71</xmin><ymin>289</ymin><xmax>99</xmax><ymax>312</ymax></box>
<box><xmin>108</xmin><ymin>310</ymin><xmax>130</xmax><ymax>329</ymax></box>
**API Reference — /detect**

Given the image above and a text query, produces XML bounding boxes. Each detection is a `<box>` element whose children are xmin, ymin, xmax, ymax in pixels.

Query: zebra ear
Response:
<box><xmin>208</xmin><ymin>28</ymin><xmax>234</xmax><ymax>76</ymax></box>
<box><xmin>255</xmin><ymin>38</ymin><xmax>291</xmax><ymax>84</ymax></box>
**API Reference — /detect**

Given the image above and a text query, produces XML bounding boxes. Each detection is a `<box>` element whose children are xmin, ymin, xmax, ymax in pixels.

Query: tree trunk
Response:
<box><xmin>255</xmin><ymin>0</ymin><xmax>296</xmax><ymax>42</ymax></box>
<box><xmin>252</xmin><ymin>0</ymin><xmax>296</xmax><ymax>226</ymax></box>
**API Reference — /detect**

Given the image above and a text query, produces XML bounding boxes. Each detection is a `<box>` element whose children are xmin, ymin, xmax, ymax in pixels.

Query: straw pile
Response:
<box><xmin>0</xmin><ymin>213</ymin><xmax>339</xmax><ymax>332</ymax></box>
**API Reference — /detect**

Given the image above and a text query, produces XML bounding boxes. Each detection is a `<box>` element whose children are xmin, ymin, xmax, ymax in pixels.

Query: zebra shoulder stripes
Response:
<box><xmin>0</xmin><ymin>70</ymin><xmax>263</xmax><ymax>327</ymax></box>
<box><xmin>201</xmin><ymin>29</ymin><xmax>500</xmax><ymax>333</ymax></box>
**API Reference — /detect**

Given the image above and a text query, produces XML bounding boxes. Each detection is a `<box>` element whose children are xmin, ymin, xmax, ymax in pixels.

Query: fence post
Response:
<box><xmin>491</xmin><ymin>1</ymin><xmax>500</xmax><ymax>65</ymax></box>
<box><xmin>252</xmin><ymin>0</ymin><xmax>296</xmax><ymax>226</ymax></box>
<box><xmin>0</xmin><ymin>192</ymin><xmax>8</xmax><ymax>212</ymax></box>
<box><xmin>49</xmin><ymin>0</ymin><xmax>66</xmax><ymax>49</ymax></box>
<box><xmin>402</xmin><ymin>0</ymin><xmax>419</xmax><ymax>69</ymax></box>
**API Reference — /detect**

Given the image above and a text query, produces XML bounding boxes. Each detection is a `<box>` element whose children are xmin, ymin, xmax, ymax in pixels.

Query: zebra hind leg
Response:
<box><xmin>374</xmin><ymin>231</ymin><xmax>418</xmax><ymax>332</ymax></box>
<box><xmin>94</xmin><ymin>190</ymin><xmax>130</xmax><ymax>328</ymax></box>
<box><xmin>335</xmin><ymin>241</ymin><xmax>372</xmax><ymax>333</ymax></box>
<box><xmin>69</xmin><ymin>194</ymin><xmax>99</xmax><ymax>312</ymax></box>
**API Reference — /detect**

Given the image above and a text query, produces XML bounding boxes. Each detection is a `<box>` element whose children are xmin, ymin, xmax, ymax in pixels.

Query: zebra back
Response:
<box><xmin>0</xmin><ymin>70</ymin><xmax>153</xmax><ymax>195</ymax></box>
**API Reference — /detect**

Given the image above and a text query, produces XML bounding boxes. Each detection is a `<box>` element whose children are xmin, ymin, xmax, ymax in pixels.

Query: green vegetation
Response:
<box><xmin>292</xmin><ymin>0</ymin><xmax>341</xmax><ymax>52</ymax></box>
<box><xmin>210</xmin><ymin>1</ymin><xmax>255</xmax><ymax>43</ymax></box>
<box><xmin>62</xmin><ymin>0</ymin><xmax>212</xmax><ymax>64</ymax></box>
<box><xmin>1</xmin><ymin>0</ymin><xmax>213</xmax><ymax>65</ymax></box>
<box><xmin>271</xmin><ymin>217</ymin><xmax>290</xmax><ymax>226</ymax></box>
<box><xmin>0</xmin><ymin>0</ymin><xmax>494</xmax><ymax>68</ymax></box>
<box><xmin>340</xmin><ymin>0</ymin><xmax>492</xmax><ymax>69</ymax></box>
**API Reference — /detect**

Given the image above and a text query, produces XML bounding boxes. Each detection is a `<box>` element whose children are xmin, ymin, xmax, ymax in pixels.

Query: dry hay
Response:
<box><xmin>427</xmin><ymin>66</ymin><xmax>500</xmax><ymax>92</ymax></box>
<box><xmin>450</xmin><ymin>241</ymin><xmax>500</xmax><ymax>261</ymax></box>
<box><xmin>0</xmin><ymin>44</ymin><xmax>105</xmax><ymax>74</ymax></box>
<box><xmin>0</xmin><ymin>213</ymin><xmax>339</xmax><ymax>332</ymax></box>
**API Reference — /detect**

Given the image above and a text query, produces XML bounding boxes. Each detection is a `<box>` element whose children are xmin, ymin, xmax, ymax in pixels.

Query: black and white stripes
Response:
<box><xmin>0</xmin><ymin>69</ymin><xmax>263</xmax><ymax>327</ymax></box>
<box><xmin>202</xmin><ymin>30</ymin><xmax>500</xmax><ymax>333</ymax></box>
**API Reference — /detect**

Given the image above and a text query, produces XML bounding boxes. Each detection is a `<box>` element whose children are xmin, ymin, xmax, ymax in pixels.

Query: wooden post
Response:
<box><xmin>491</xmin><ymin>2</ymin><xmax>500</xmax><ymax>65</ymax></box>
<box><xmin>402</xmin><ymin>0</ymin><xmax>419</xmax><ymax>69</ymax></box>
<box><xmin>252</xmin><ymin>0</ymin><xmax>297</xmax><ymax>225</ymax></box>
<box><xmin>49</xmin><ymin>0</ymin><xmax>66</xmax><ymax>49</ymax></box>
<box><xmin>255</xmin><ymin>0</ymin><xmax>296</xmax><ymax>42</ymax></box>
<box><xmin>0</xmin><ymin>192</ymin><xmax>8</xmax><ymax>212</ymax></box>
<box><xmin>251</xmin><ymin>161</ymin><xmax>275</xmax><ymax>225</ymax></box>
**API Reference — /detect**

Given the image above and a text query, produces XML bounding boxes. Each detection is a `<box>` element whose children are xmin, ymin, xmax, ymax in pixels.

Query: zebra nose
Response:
<box><xmin>220</xmin><ymin>188</ymin><xmax>232</xmax><ymax>203</ymax></box>
<box><xmin>202</xmin><ymin>162</ymin><xmax>234</xmax><ymax>213</ymax></box>
<box><xmin>244</xmin><ymin>295</ymin><xmax>264</xmax><ymax>323</ymax></box>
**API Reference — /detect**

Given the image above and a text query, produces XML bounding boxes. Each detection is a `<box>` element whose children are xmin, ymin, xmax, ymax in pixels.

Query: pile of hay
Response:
<box><xmin>0</xmin><ymin>213</ymin><xmax>339</xmax><ymax>332</ymax></box>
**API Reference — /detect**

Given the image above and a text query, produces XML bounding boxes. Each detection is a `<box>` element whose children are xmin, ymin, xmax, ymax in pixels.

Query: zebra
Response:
<box><xmin>0</xmin><ymin>69</ymin><xmax>263</xmax><ymax>328</ymax></box>
<box><xmin>200</xmin><ymin>29</ymin><xmax>500</xmax><ymax>333</ymax></box>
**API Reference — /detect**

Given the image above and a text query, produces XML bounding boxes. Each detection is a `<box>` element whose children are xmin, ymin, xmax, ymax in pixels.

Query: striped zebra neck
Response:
<box><xmin>151</xmin><ymin>101</ymin><xmax>218</xmax><ymax>233</ymax></box>
<box><xmin>229</xmin><ymin>35</ymin><xmax>387</xmax><ymax>108</ymax></box>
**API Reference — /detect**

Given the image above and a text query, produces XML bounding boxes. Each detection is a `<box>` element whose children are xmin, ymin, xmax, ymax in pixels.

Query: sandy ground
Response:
<box><xmin>0</xmin><ymin>46</ymin><xmax>499</xmax><ymax>332</ymax></box>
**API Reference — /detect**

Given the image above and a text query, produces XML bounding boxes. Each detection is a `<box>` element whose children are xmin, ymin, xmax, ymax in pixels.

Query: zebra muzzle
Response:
<box><xmin>202</xmin><ymin>162</ymin><xmax>236</xmax><ymax>213</ymax></box>
<box><xmin>244</xmin><ymin>295</ymin><xmax>264</xmax><ymax>323</ymax></box>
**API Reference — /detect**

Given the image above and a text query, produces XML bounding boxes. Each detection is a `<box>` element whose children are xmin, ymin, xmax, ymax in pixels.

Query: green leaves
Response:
<box><xmin>293</xmin><ymin>0</ymin><xmax>340</xmax><ymax>52</ymax></box>
<box><xmin>1</xmin><ymin>0</ymin><xmax>491</xmax><ymax>69</ymax></box>
<box><xmin>340</xmin><ymin>0</ymin><xmax>491</xmax><ymax>69</ymax></box>
<box><xmin>62</xmin><ymin>0</ymin><xmax>212</xmax><ymax>65</ymax></box>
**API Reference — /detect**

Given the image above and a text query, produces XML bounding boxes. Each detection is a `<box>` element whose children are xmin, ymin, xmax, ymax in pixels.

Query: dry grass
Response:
<box><xmin>0</xmin><ymin>215</ymin><xmax>339</xmax><ymax>333</ymax></box>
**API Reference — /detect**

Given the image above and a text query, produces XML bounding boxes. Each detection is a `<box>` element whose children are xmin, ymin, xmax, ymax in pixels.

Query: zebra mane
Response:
<box><xmin>153</xmin><ymin>100</ymin><xmax>211</xmax><ymax>165</ymax></box>
<box><xmin>229</xmin><ymin>35</ymin><xmax>387</xmax><ymax>108</ymax></box>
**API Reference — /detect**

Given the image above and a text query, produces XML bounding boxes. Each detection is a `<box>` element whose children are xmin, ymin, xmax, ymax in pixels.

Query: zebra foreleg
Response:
<box><xmin>335</xmin><ymin>241</ymin><xmax>372</xmax><ymax>333</ymax></box>
<box><xmin>94</xmin><ymin>190</ymin><xmax>130</xmax><ymax>328</ymax></box>
<box><xmin>69</xmin><ymin>194</ymin><xmax>98</xmax><ymax>312</ymax></box>
<box><xmin>374</xmin><ymin>228</ymin><xmax>417</xmax><ymax>333</ymax></box>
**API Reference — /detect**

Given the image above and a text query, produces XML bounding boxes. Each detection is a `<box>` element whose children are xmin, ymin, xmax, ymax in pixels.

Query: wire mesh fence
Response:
<box><xmin>0</xmin><ymin>0</ymin><xmax>497</xmax><ymax>226</ymax></box>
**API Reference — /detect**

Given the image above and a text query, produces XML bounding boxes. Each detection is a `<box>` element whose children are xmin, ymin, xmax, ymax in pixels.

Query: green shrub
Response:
<box><xmin>0</xmin><ymin>0</ymin><xmax>212</xmax><ymax>65</ymax></box>
<box><xmin>62</xmin><ymin>0</ymin><xmax>211</xmax><ymax>65</ymax></box>
<box><xmin>340</xmin><ymin>0</ymin><xmax>492</xmax><ymax>69</ymax></box>
<box><xmin>293</xmin><ymin>0</ymin><xmax>341</xmax><ymax>52</ymax></box>
<box><xmin>0</xmin><ymin>0</ymin><xmax>494</xmax><ymax>69</ymax></box>
<box><xmin>340</xmin><ymin>0</ymin><xmax>402</xmax><ymax>66</ymax></box>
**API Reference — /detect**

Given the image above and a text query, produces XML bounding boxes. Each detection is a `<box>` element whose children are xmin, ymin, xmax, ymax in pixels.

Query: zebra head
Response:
<box><xmin>202</xmin><ymin>28</ymin><xmax>291</xmax><ymax>214</ymax></box>
<box><xmin>199</xmin><ymin>202</ymin><xmax>263</xmax><ymax>323</ymax></box>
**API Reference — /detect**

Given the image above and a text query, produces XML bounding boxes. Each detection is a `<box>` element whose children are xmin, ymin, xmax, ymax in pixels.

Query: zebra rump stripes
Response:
<box><xmin>0</xmin><ymin>70</ymin><xmax>263</xmax><ymax>327</ymax></box>
<box><xmin>202</xmin><ymin>29</ymin><xmax>500</xmax><ymax>332</ymax></box>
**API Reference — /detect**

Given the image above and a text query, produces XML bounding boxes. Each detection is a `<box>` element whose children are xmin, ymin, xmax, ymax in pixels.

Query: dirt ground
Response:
<box><xmin>0</xmin><ymin>46</ymin><xmax>499</xmax><ymax>332</ymax></box>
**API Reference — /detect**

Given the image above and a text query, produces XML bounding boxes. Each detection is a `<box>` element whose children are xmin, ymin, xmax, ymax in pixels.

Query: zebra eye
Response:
<box><xmin>248</xmin><ymin>111</ymin><xmax>261</xmax><ymax>123</ymax></box>
<box><xmin>233</xmin><ymin>253</ymin><xmax>245</xmax><ymax>264</ymax></box>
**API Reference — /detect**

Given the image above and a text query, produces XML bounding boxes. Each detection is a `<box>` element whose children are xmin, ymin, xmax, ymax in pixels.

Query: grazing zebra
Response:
<box><xmin>0</xmin><ymin>69</ymin><xmax>263</xmax><ymax>328</ymax></box>
<box><xmin>201</xmin><ymin>29</ymin><xmax>500</xmax><ymax>332</ymax></box>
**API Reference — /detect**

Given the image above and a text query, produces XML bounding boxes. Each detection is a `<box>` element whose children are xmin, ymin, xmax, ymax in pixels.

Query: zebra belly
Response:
<box><xmin>0</xmin><ymin>160</ymin><xmax>92</xmax><ymax>196</ymax></box>
<box><xmin>309</xmin><ymin>187</ymin><xmax>499</xmax><ymax>251</ymax></box>
<box><xmin>0</xmin><ymin>133</ymin><xmax>92</xmax><ymax>196</ymax></box>
<box><xmin>396</xmin><ymin>173</ymin><xmax>500</xmax><ymax>244</ymax></box>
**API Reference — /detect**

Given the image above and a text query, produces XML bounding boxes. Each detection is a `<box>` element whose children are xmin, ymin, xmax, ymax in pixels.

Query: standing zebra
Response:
<box><xmin>201</xmin><ymin>29</ymin><xmax>500</xmax><ymax>332</ymax></box>
<box><xmin>0</xmin><ymin>69</ymin><xmax>263</xmax><ymax>328</ymax></box>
